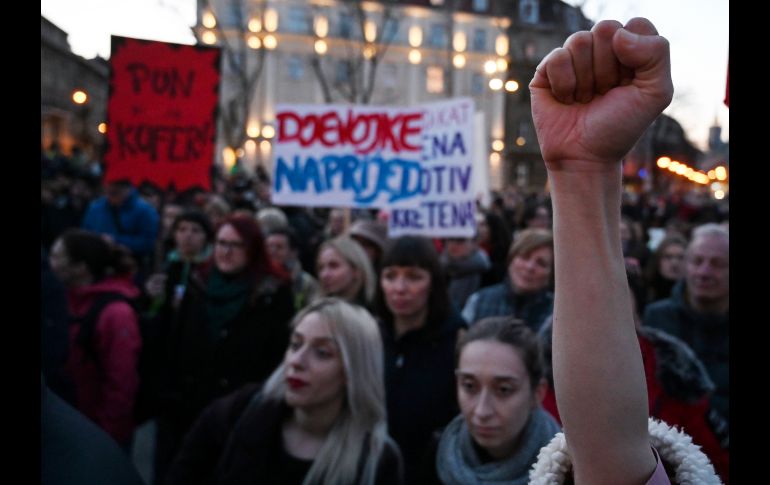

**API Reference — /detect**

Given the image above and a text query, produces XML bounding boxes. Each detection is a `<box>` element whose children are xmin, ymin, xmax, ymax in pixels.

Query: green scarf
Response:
<box><xmin>206</xmin><ymin>269</ymin><xmax>252</xmax><ymax>337</ymax></box>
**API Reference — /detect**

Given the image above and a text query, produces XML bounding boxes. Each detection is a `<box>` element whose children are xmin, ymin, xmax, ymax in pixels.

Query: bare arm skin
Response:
<box><xmin>530</xmin><ymin>17</ymin><xmax>673</xmax><ymax>485</ymax></box>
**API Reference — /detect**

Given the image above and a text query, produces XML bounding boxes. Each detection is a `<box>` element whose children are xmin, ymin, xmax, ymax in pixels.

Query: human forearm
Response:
<box><xmin>548</xmin><ymin>166</ymin><xmax>651</xmax><ymax>482</ymax></box>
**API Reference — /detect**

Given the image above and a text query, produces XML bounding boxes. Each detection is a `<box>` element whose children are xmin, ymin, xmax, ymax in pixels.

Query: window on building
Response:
<box><xmin>382</xmin><ymin>64</ymin><xmax>398</xmax><ymax>89</ymax></box>
<box><xmin>566</xmin><ymin>8</ymin><xmax>580</xmax><ymax>32</ymax></box>
<box><xmin>472</xmin><ymin>28</ymin><xmax>487</xmax><ymax>51</ymax></box>
<box><xmin>336</xmin><ymin>60</ymin><xmax>351</xmax><ymax>84</ymax></box>
<box><xmin>383</xmin><ymin>17</ymin><xmax>400</xmax><ymax>44</ymax></box>
<box><xmin>285</xmin><ymin>6</ymin><xmax>309</xmax><ymax>33</ymax></box>
<box><xmin>524</xmin><ymin>41</ymin><xmax>538</xmax><ymax>61</ymax></box>
<box><xmin>338</xmin><ymin>12</ymin><xmax>355</xmax><ymax>38</ymax></box>
<box><xmin>427</xmin><ymin>66</ymin><xmax>444</xmax><ymax>93</ymax></box>
<box><xmin>520</xmin><ymin>0</ymin><xmax>539</xmax><ymax>24</ymax></box>
<box><xmin>221</xmin><ymin>0</ymin><xmax>244</xmax><ymax>27</ymax></box>
<box><xmin>472</xmin><ymin>0</ymin><xmax>489</xmax><ymax>12</ymax></box>
<box><xmin>287</xmin><ymin>55</ymin><xmax>304</xmax><ymax>81</ymax></box>
<box><xmin>519</xmin><ymin>120</ymin><xmax>533</xmax><ymax>140</ymax></box>
<box><xmin>471</xmin><ymin>73</ymin><xmax>485</xmax><ymax>95</ymax></box>
<box><xmin>429</xmin><ymin>23</ymin><xmax>448</xmax><ymax>48</ymax></box>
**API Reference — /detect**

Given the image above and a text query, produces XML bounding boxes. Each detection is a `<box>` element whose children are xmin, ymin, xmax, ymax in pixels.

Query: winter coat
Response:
<box><xmin>82</xmin><ymin>188</ymin><xmax>160</xmax><ymax>258</ymax></box>
<box><xmin>461</xmin><ymin>277</ymin><xmax>553</xmax><ymax>331</ymax></box>
<box><xmin>157</xmin><ymin>269</ymin><xmax>295</xmax><ymax>433</ymax></box>
<box><xmin>41</xmin><ymin>380</ymin><xmax>144</xmax><ymax>485</ymax></box>
<box><xmin>165</xmin><ymin>383</ymin><xmax>404</xmax><ymax>485</ymax></box>
<box><xmin>643</xmin><ymin>280</ymin><xmax>729</xmax><ymax>422</ymax></box>
<box><xmin>380</xmin><ymin>309</ymin><xmax>467</xmax><ymax>485</ymax></box>
<box><xmin>64</xmin><ymin>276</ymin><xmax>142</xmax><ymax>445</ymax></box>
<box><xmin>441</xmin><ymin>249</ymin><xmax>491</xmax><ymax>310</ymax></box>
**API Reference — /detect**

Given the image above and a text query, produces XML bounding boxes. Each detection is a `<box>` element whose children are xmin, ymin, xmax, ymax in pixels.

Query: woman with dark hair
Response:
<box><xmin>374</xmin><ymin>236</ymin><xmax>467</xmax><ymax>485</ymax></box>
<box><xmin>421</xmin><ymin>317</ymin><xmax>560</xmax><ymax>484</ymax></box>
<box><xmin>643</xmin><ymin>234</ymin><xmax>687</xmax><ymax>304</ymax></box>
<box><xmin>165</xmin><ymin>298</ymin><xmax>404</xmax><ymax>485</ymax></box>
<box><xmin>153</xmin><ymin>214</ymin><xmax>295</xmax><ymax>485</ymax></box>
<box><xmin>476</xmin><ymin>211</ymin><xmax>513</xmax><ymax>287</ymax></box>
<box><xmin>48</xmin><ymin>229</ymin><xmax>141</xmax><ymax>450</ymax></box>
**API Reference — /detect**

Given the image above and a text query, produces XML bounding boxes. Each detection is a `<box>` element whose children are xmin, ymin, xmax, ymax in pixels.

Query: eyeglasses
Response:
<box><xmin>215</xmin><ymin>239</ymin><xmax>245</xmax><ymax>250</ymax></box>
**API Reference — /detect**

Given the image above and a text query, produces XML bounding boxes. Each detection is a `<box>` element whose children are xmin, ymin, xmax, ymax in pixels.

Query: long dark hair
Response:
<box><xmin>58</xmin><ymin>229</ymin><xmax>135</xmax><ymax>281</ymax></box>
<box><xmin>374</xmin><ymin>236</ymin><xmax>450</xmax><ymax>328</ymax></box>
<box><xmin>58</xmin><ymin>229</ymin><xmax>136</xmax><ymax>362</ymax></box>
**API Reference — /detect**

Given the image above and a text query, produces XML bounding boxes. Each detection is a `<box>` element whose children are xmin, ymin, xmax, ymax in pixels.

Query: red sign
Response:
<box><xmin>104</xmin><ymin>36</ymin><xmax>221</xmax><ymax>191</ymax></box>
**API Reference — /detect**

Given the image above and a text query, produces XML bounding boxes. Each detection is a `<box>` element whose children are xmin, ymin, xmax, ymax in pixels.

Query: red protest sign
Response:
<box><xmin>104</xmin><ymin>36</ymin><xmax>221</xmax><ymax>191</ymax></box>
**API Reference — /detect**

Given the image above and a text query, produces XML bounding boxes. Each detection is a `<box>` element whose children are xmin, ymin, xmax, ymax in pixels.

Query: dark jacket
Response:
<box><xmin>643</xmin><ymin>280</ymin><xmax>729</xmax><ymax>422</ymax></box>
<box><xmin>380</xmin><ymin>310</ymin><xmax>467</xmax><ymax>485</ymax></box>
<box><xmin>41</xmin><ymin>380</ymin><xmax>144</xmax><ymax>485</ymax></box>
<box><xmin>157</xmin><ymin>270</ymin><xmax>295</xmax><ymax>432</ymax></box>
<box><xmin>82</xmin><ymin>188</ymin><xmax>160</xmax><ymax>258</ymax></box>
<box><xmin>441</xmin><ymin>250</ymin><xmax>491</xmax><ymax>310</ymax></box>
<box><xmin>165</xmin><ymin>383</ymin><xmax>404</xmax><ymax>485</ymax></box>
<box><xmin>461</xmin><ymin>277</ymin><xmax>553</xmax><ymax>331</ymax></box>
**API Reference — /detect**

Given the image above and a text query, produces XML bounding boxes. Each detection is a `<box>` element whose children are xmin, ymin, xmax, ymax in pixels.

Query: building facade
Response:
<box><xmin>194</xmin><ymin>0</ymin><xmax>590</xmax><ymax>191</ymax></box>
<box><xmin>41</xmin><ymin>16</ymin><xmax>109</xmax><ymax>159</ymax></box>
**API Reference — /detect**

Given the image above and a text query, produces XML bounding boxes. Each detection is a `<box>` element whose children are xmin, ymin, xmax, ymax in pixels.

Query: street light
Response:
<box><xmin>72</xmin><ymin>90</ymin><xmax>88</xmax><ymax>105</ymax></box>
<box><xmin>71</xmin><ymin>89</ymin><xmax>91</xmax><ymax>150</ymax></box>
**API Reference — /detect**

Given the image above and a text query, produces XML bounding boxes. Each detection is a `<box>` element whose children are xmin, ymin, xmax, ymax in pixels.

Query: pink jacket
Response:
<box><xmin>65</xmin><ymin>276</ymin><xmax>141</xmax><ymax>445</ymax></box>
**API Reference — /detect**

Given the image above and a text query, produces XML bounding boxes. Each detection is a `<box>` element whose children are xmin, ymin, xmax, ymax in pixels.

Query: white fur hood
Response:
<box><xmin>528</xmin><ymin>418</ymin><xmax>722</xmax><ymax>484</ymax></box>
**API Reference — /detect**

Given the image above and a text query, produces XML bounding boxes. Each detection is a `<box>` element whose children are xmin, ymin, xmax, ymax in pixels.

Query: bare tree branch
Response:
<box><xmin>201</xmin><ymin>0</ymin><xmax>266</xmax><ymax>150</ymax></box>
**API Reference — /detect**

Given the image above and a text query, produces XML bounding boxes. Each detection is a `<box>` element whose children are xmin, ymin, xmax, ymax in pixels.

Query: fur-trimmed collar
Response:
<box><xmin>528</xmin><ymin>418</ymin><xmax>722</xmax><ymax>484</ymax></box>
<box><xmin>638</xmin><ymin>326</ymin><xmax>715</xmax><ymax>402</ymax></box>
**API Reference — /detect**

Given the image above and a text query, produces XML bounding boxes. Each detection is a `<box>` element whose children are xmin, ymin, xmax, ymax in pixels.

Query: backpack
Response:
<box><xmin>72</xmin><ymin>291</ymin><xmax>164</xmax><ymax>425</ymax></box>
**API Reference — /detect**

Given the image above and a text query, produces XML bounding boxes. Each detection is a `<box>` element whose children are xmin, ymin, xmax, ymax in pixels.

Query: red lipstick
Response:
<box><xmin>287</xmin><ymin>377</ymin><xmax>308</xmax><ymax>390</ymax></box>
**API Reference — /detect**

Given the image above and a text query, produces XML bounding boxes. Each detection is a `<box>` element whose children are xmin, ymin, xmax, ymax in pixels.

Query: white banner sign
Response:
<box><xmin>271</xmin><ymin>98</ymin><xmax>476</xmax><ymax>237</ymax></box>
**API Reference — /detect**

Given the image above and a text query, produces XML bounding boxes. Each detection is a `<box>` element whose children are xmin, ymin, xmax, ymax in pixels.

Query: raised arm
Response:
<box><xmin>530</xmin><ymin>18</ymin><xmax>673</xmax><ymax>484</ymax></box>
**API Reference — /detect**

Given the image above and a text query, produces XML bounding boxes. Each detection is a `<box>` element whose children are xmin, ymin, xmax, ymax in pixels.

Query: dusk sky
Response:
<box><xmin>41</xmin><ymin>0</ymin><xmax>728</xmax><ymax>151</ymax></box>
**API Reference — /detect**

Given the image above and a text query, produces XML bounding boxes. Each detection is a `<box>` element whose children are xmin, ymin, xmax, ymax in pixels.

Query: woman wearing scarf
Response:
<box><xmin>153</xmin><ymin>214</ymin><xmax>294</xmax><ymax>485</ymax></box>
<box><xmin>420</xmin><ymin>317</ymin><xmax>559</xmax><ymax>484</ymax></box>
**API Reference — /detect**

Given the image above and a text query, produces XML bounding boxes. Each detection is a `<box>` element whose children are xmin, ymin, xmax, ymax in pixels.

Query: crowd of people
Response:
<box><xmin>41</xmin><ymin>17</ymin><xmax>728</xmax><ymax>485</ymax></box>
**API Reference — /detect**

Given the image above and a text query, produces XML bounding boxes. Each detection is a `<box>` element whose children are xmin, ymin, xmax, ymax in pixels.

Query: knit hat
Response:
<box><xmin>349</xmin><ymin>219</ymin><xmax>389</xmax><ymax>253</ymax></box>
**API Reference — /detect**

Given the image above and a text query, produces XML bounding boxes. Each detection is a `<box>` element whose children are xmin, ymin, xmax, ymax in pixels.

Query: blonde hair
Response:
<box><xmin>507</xmin><ymin>228</ymin><xmax>554</xmax><ymax>266</ymax></box>
<box><xmin>262</xmin><ymin>298</ymin><xmax>393</xmax><ymax>485</ymax></box>
<box><xmin>318</xmin><ymin>236</ymin><xmax>376</xmax><ymax>305</ymax></box>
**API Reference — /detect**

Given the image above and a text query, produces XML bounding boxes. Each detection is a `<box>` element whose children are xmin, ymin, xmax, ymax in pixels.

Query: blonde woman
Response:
<box><xmin>166</xmin><ymin>298</ymin><xmax>404</xmax><ymax>485</ymax></box>
<box><xmin>316</xmin><ymin>236</ymin><xmax>376</xmax><ymax>309</ymax></box>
